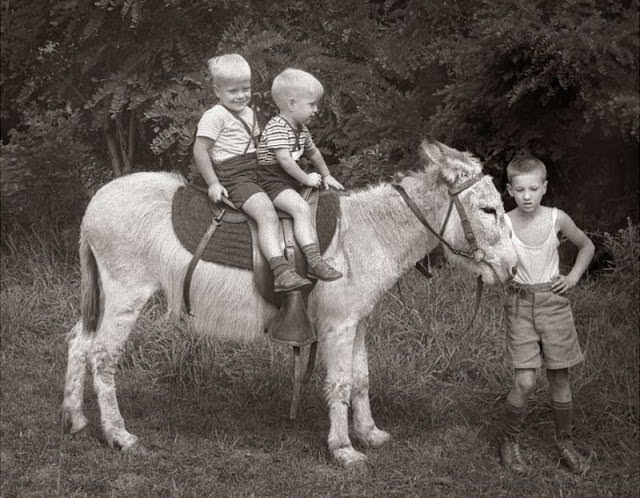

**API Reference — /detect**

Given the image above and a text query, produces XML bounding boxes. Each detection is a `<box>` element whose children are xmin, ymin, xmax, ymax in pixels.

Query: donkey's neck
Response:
<box><xmin>338</xmin><ymin>175</ymin><xmax>449</xmax><ymax>290</ymax></box>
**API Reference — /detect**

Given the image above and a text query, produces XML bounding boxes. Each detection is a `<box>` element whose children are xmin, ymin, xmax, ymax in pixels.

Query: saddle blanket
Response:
<box><xmin>171</xmin><ymin>184</ymin><xmax>340</xmax><ymax>270</ymax></box>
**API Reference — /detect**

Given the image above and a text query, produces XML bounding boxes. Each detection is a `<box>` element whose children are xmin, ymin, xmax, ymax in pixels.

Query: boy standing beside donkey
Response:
<box><xmin>500</xmin><ymin>156</ymin><xmax>595</xmax><ymax>475</ymax></box>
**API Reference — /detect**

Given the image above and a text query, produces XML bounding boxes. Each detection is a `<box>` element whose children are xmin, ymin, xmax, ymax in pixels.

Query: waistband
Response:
<box><xmin>506</xmin><ymin>281</ymin><xmax>554</xmax><ymax>294</ymax></box>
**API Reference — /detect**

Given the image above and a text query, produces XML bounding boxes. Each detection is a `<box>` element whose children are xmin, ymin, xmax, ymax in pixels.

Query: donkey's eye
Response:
<box><xmin>481</xmin><ymin>207</ymin><xmax>496</xmax><ymax>215</ymax></box>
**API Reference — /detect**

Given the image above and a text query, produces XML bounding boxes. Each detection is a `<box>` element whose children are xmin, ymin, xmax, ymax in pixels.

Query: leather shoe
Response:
<box><xmin>556</xmin><ymin>438</ymin><xmax>588</xmax><ymax>474</ymax></box>
<box><xmin>307</xmin><ymin>259</ymin><xmax>343</xmax><ymax>281</ymax></box>
<box><xmin>274</xmin><ymin>268</ymin><xmax>312</xmax><ymax>293</ymax></box>
<box><xmin>500</xmin><ymin>438</ymin><xmax>528</xmax><ymax>474</ymax></box>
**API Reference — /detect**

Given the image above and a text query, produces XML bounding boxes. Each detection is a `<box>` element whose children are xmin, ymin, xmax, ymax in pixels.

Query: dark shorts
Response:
<box><xmin>195</xmin><ymin>153</ymin><xmax>264</xmax><ymax>208</ymax></box>
<box><xmin>503</xmin><ymin>283</ymin><xmax>584</xmax><ymax>370</ymax></box>
<box><xmin>257</xmin><ymin>163</ymin><xmax>300</xmax><ymax>201</ymax></box>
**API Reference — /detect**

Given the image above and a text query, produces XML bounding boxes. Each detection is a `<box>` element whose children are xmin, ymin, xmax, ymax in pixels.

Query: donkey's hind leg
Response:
<box><xmin>89</xmin><ymin>278</ymin><xmax>156</xmax><ymax>451</ymax></box>
<box><xmin>62</xmin><ymin>320</ymin><xmax>94</xmax><ymax>434</ymax></box>
<box><xmin>351</xmin><ymin>321</ymin><xmax>391</xmax><ymax>449</ymax></box>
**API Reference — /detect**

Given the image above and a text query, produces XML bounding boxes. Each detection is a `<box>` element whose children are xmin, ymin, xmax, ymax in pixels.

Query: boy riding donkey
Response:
<box><xmin>192</xmin><ymin>55</ymin><xmax>342</xmax><ymax>346</ymax></box>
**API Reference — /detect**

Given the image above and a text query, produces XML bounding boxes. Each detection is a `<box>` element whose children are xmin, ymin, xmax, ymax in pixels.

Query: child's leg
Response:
<box><xmin>547</xmin><ymin>368</ymin><xmax>586</xmax><ymax>473</ymax></box>
<box><xmin>500</xmin><ymin>368</ymin><xmax>537</xmax><ymax>473</ymax></box>
<box><xmin>505</xmin><ymin>368</ymin><xmax>537</xmax><ymax>438</ymax></box>
<box><xmin>242</xmin><ymin>192</ymin><xmax>310</xmax><ymax>292</ymax></box>
<box><xmin>273</xmin><ymin>189</ymin><xmax>342</xmax><ymax>281</ymax></box>
<box><xmin>272</xmin><ymin>189</ymin><xmax>315</xmax><ymax>245</ymax></box>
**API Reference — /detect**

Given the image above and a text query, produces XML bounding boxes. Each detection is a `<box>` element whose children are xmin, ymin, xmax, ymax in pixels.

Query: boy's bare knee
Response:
<box><xmin>514</xmin><ymin>369</ymin><xmax>537</xmax><ymax>394</ymax></box>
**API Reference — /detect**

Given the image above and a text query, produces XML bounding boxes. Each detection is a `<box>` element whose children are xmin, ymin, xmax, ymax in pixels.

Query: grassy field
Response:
<box><xmin>1</xmin><ymin>224</ymin><xmax>638</xmax><ymax>497</ymax></box>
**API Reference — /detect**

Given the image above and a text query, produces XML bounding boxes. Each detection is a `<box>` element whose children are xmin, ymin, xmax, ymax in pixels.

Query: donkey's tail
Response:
<box><xmin>80</xmin><ymin>232</ymin><xmax>100</xmax><ymax>334</ymax></box>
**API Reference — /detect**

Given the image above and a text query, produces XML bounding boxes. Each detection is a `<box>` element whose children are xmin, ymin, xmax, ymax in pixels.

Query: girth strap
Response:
<box><xmin>183</xmin><ymin>209</ymin><xmax>225</xmax><ymax>315</ymax></box>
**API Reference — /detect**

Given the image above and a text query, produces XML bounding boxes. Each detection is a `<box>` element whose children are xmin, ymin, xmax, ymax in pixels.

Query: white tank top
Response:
<box><xmin>505</xmin><ymin>207</ymin><xmax>559</xmax><ymax>285</ymax></box>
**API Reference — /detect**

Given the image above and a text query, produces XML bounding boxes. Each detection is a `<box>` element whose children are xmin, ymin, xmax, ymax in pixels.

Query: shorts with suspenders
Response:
<box><xmin>193</xmin><ymin>107</ymin><xmax>265</xmax><ymax>209</ymax></box>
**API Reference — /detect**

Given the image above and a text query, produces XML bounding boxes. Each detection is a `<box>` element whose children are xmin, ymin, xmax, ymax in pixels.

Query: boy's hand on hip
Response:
<box><xmin>304</xmin><ymin>172</ymin><xmax>322</xmax><ymax>188</ymax></box>
<box><xmin>322</xmin><ymin>174</ymin><xmax>344</xmax><ymax>190</ymax></box>
<box><xmin>551</xmin><ymin>274</ymin><xmax>577</xmax><ymax>294</ymax></box>
<box><xmin>208</xmin><ymin>183</ymin><xmax>228</xmax><ymax>203</ymax></box>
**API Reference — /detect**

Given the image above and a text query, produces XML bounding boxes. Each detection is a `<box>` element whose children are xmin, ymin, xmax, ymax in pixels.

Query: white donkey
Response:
<box><xmin>62</xmin><ymin>139</ymin><xmax>517</xmax><ymax>467</ymax></box>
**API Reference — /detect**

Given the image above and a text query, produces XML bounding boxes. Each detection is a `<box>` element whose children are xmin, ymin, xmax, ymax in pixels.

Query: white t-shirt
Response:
<box><xmin>196</xmin><ymin>105</ymin><xmax>259</xmax><ymax>163</ymax></box>
<box><xmin>505</xmin><ymin>207</ymin><xmax>560</xmax><ymax>285</ymax></box>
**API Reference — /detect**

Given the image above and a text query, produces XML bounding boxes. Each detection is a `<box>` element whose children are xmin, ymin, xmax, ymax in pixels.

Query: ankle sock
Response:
<box><xmin>552</xmin><ymin>399</ymin><xmax>573</xmax><ymax>440</ymax></box>
<box><xmin>269</xmin><ymin>256</ymin><xmax>290</xmax><ymax>277</ymax></box>
<box><xmin>301</xmin><ymin>243</ymin><xmax>322</xmax><ymax>267</ymax></box>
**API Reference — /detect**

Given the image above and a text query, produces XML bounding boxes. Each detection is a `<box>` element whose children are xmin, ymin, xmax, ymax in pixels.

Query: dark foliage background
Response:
<box><xmin>1</xmin><ymin>0</ymin><xmax>638</xmax><ymax>230</ymax></box>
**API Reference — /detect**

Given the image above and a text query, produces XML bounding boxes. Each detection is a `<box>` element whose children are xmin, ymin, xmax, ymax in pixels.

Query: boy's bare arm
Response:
<box><xmin>193</xmin><ymin>136</ymin><xmax>227</xmax><ymax>201</ymax></box>
<box><xmin>274</xmin><ymin>149</ymin><xmax>320</xmax><ymax>187</ymax></box>
<box><xmin>306</xmin><ymin>149</ymin><xmax>344</xmax><ymax>190</ymax></box>
<box><xmin>552</xmin><ymin>209</ymin><xmax>595</xmax><ymax>293</ymax></box>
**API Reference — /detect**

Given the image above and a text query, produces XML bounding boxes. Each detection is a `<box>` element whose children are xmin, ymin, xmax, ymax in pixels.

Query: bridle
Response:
<box><xmin>392</xmin><ymin>172</ymin><xmax>501</xmax><ymax>330</ymax></box>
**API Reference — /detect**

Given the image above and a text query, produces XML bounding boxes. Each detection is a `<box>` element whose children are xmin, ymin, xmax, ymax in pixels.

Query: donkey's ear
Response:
<box><xmin>420</xmin><ymin>139</ymin><xmax>476</xmax><ymax>185</ymax></box>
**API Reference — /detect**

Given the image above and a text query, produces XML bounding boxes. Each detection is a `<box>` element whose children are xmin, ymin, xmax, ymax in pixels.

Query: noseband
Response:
<box><xmin>392</xmin><ymin>173</ymin><xmax>497</xmax><ymax>330</ymax></box>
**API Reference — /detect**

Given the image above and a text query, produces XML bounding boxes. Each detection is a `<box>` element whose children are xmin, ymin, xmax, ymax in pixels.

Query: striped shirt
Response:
<box><xmin>257</xmin><ymin>115</ymin><xmax>317</xmax><ymax>166</ymax></box>
<box><xmin>196</xmin><ymin>105</ymin><xmax>260</xmax><ymax>163</ymax></box>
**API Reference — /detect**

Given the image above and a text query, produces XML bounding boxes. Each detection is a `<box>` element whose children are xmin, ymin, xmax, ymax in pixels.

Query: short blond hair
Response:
<box><xmin>271</xmin><ymin>68</ymin><xmax>324</xmax><ymax>110</ymax></box>
<box><xmin>207</xmin><ymin>54</ymin><xmax>251</xmax><ymax>85</ymax></box>
<box><xmin>506</xmin><ymin>156</ymin><xmax>547</xmax><ymax>182</ymax></box>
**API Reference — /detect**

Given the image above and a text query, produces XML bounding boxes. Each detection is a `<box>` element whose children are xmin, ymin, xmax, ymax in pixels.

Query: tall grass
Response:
<box><xmin>1</xmin><ymin>222</ymin><xmax>638</xmax><ymax>481</ymax></box>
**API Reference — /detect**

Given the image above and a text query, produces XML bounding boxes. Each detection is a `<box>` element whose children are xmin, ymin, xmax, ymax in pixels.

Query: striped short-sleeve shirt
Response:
<box><xmin>257</xmin><ymin>115</ymin><xmax>316</xmax><ymax>166</ymax></box>
<box><xmin>196</xmin><ymin>105</ymin><xmax>259</xmax><ymax>163</ymax></box>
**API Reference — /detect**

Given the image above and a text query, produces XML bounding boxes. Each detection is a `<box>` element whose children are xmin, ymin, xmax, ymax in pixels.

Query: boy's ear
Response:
<box><xmin>287</xmin><ymin>98</ymin><xmax>296</xmax><ymax>111</ymax></box>
<box><xmin>542</xmin><ymin>180</ymin><xmax>548</xmax><ymax>194</ymax></box>
<box><xmin>506</xmin><ymin>183</ymin><xmax>514</xmax><ymax>197</ymax></box>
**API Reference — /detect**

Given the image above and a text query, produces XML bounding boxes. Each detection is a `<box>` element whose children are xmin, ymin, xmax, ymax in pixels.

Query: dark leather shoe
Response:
<box><xmin>556</xmin><ymin>438</ymin><xmax>588</xmax><ymax>474</ymax></box>
<box><xmin>307</xmin><ymin>259</ymin><xmax>342</xmax><ymax>281</ymax></box>
<box><xmin>500</xmin><ymin>438</ymin><xmax>528</xmax><ymax>474</ymax></box>
<box><xmin>273</xmin><ymin>268</ymin><xmax>312</xmax><ymax>293</ymax></box>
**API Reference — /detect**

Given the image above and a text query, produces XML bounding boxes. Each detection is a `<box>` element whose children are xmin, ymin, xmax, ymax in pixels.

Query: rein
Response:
<box><xmin>392</xmin><ymin>173</ymin><xmax>497</xmax><ymax>331</ymax></box>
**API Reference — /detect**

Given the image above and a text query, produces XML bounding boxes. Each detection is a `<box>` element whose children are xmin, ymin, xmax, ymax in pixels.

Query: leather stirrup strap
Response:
<box><xmin>183</xmin><ymin>210</ymin><xmax>225</xmax><ymax>315</ymax></box>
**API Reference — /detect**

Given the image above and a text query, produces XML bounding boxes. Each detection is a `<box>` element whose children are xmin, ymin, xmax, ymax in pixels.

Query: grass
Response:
<box><xmin>1</xmin><ymin>223</ymin><xmax>638</xmax><ymax>497</ymax></box>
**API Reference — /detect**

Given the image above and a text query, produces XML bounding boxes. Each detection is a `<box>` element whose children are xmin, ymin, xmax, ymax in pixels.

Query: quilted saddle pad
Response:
<box><xmin>171</xmin><ymin>184</ymin><xmax>340</xmax><ymax>270</ymax></box>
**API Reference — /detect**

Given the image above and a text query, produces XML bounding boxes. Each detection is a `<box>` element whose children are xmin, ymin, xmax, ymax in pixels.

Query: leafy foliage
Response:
<box><xmin>1</xmin><ymin>0</ymin><xmax>638</xmax><ymax>229</ymax></box>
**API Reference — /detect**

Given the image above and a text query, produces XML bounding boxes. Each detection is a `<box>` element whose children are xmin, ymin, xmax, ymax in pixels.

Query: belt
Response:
<box><xmin>507</xmin><ymin>281</ymin><xmax>554</xmax><ymax>296</ymax></box>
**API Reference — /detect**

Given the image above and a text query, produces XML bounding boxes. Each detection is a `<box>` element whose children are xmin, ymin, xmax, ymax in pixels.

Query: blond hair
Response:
<box><xmin>506</xmin><ymin>155</ymin><xmax>547</xmax><ymax>182</ymax></box>
<box><xmin>207</xmin><ymin>54</ymin><xmax>251</xmax><ymax>85</ymax></box>
<box><xmin>271</xmin><ymin>68</ymin><xmax>324</xmax><ymax>110</ymax></box>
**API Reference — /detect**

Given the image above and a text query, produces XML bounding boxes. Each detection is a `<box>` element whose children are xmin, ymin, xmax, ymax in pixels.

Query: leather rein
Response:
<box><xmin>392</xmin><ymin>173</ymin><xmax>499</xmax><ymax>330</ymax></box>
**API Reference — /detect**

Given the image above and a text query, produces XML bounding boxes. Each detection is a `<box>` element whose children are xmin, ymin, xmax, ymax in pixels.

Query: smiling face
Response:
<box><xmin>214</xmin><ymin>77</ymin><xmax>252</xmax><ymax>113</ymax></box>
<box><xmin>506</xmin><ymin>171</ymin><xmax>547</xmax><ymax>214</ymax></box>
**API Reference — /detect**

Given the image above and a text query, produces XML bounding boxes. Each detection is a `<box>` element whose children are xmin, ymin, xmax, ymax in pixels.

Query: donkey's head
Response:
<box><xmin>419</xmin><ymin>139</ymin><xmax>517</xmax><ymax>285</ymax></box>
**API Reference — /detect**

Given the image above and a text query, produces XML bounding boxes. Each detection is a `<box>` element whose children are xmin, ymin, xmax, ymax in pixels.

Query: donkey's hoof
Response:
<box><xmin>333</xmin><ymin>447</ymin><xmax>368</xmax><ymax>470</ymax></box>
<box><xmin>358</xmin><ymin>428</ymin><xmax>392</xmax><ymax>449</ymax></box>
<box><xmin>124</xmin><ymin>441</ymin><xmax>149</xmax><ymax>457</ymax></box>
<box><xmin>110</xmin><ymin>432</ymin><xmax>139</xmax><ymax>453</ymax></box>
<box><xmin>62</xmin><ymin>411</ymin><xmax>88</xmax><ymax>435</ymax></box>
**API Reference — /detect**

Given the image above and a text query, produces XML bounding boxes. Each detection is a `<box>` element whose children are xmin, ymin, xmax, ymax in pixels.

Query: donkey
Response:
<box><xmin>62</xmin><ymin>139</ymin><xmax>518</xmax><ymax>468</ymax></box>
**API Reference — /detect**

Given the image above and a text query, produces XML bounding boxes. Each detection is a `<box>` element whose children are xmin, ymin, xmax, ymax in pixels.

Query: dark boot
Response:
<box><xmin>270</xmin><ymin>256</ymin><xmax>312</xmax><ymax>292</ymax></box>
<box><xmin>555</xmin><ymin>438</ymin><xmax>588</xmax><ymax>474</ymax></box>
<box><xmin>273</xmin><ymin>268</ymin><xmax>312</xmax><ymax>293</ymax></box>
<box><xmin>301</xmin><ymin>243</ymin><xmax>343</xmax><ymax>281</ymax></box>
<box><xmin>500</xmin><ymin>437</ymin><xmax>528</xmax><ymax>474</ymax></box>
<box><xmin>307</xmin><ymin>258</ymin><xmax>343</xmax><ymax>281</ymax></box>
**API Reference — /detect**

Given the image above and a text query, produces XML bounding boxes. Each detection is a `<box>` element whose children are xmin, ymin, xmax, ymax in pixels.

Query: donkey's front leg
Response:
<box><xmin>351</xmin><ymin>320</ymin><xmax>391</xmax><ymax>448</ymax></box>
<box><xmin>321</xmin><ymin>320</ymin><xmax>367</xmax><ymax>468</ymax></box>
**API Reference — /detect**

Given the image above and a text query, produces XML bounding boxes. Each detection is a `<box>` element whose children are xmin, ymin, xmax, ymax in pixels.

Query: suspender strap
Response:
<box><xmin>222</xmin><ymin>106</ymin><xmax>260</xmax><ymax>153</ymax></box>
